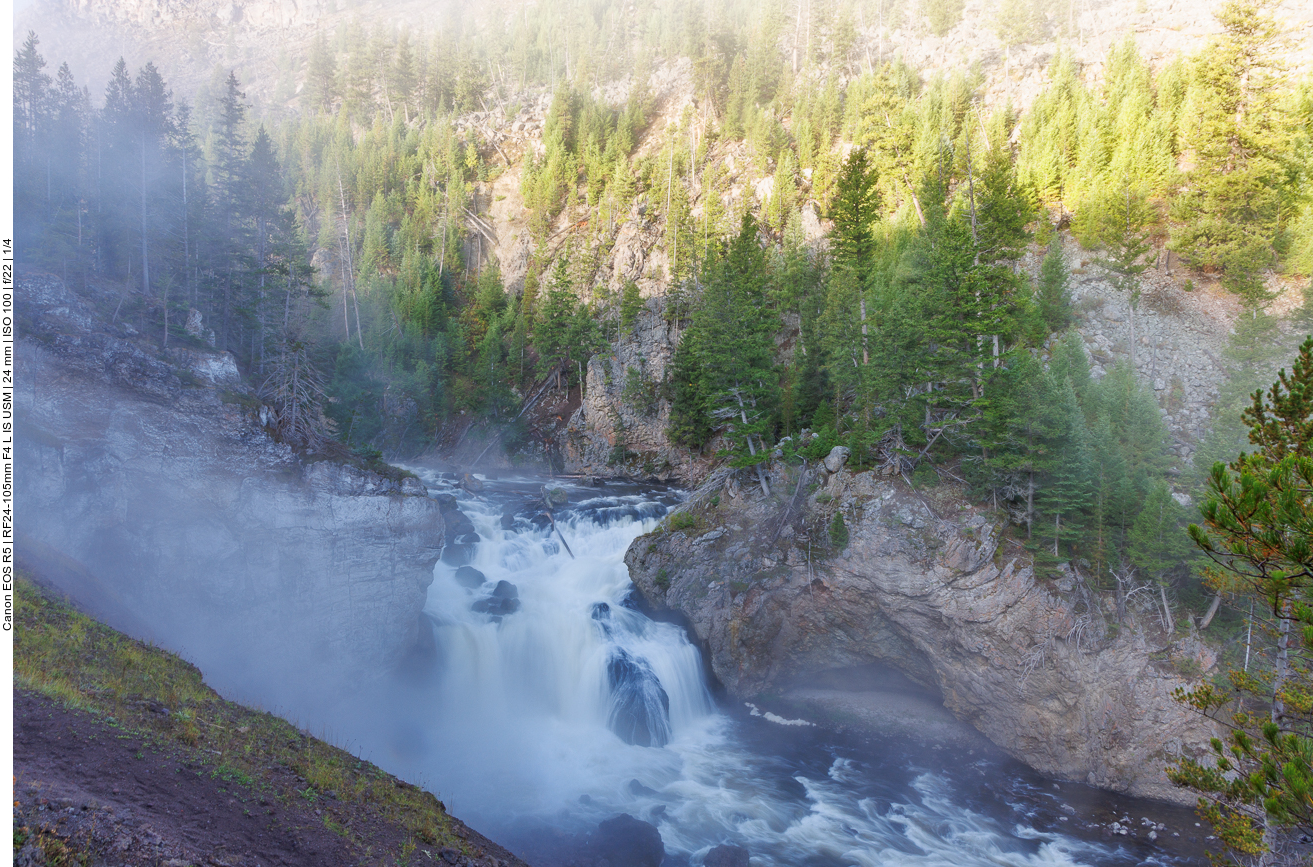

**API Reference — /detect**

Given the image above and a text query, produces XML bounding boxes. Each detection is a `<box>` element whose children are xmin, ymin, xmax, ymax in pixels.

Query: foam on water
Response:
<box><xmin>405</xmin><ymin>474</ymin><xmax>1189</xmax><ymax>866</ymax></box>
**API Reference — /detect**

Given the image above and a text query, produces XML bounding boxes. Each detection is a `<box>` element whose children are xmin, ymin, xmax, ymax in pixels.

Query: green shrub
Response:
<box><xmin>667</xmin><ymin>512</ymin><xmax>697</xmax><ymax>531</ymax></box>
<box><xmin>829</xmin><ymin>512</ymin><xmax>849</xmax><ymax>549</ymax></box>
<box><xmin>910</xmin><ymin>462</ymin><xmax>939</xmax><ymax>488</ymax></box>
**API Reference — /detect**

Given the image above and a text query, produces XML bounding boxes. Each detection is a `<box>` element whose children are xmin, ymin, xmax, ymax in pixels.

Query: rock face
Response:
<box><xmin>16</xmin><ymin>271</ymin><xmax>442</xmax><ymax>685</ymax></box>
<box><xmin>625</xmin><ymin>467</ymin><xmax>1220</xmax><ymax>803</ymax></box>
<box><xmin>561</xmin><ymin>297</ymin><xmax>718</xmax><ymax>485</ymax></box>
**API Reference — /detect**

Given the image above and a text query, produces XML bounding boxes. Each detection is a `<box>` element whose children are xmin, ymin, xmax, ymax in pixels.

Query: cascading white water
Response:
<box><xmin>406</xmin><ymin>474</ymin><xmax>1197</xmax><ymax>867</ymax></box>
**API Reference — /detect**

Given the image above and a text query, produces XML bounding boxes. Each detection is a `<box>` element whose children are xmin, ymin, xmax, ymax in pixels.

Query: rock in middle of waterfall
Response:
<box><xmin>472</xmin><ymin>580</ymin><xmax>520</xmax><ymax>616</ymax></box>
<box><xmin>606</xmin><ymin>648</ymin><xmax>671</xmax><ymax>747</ymax></box>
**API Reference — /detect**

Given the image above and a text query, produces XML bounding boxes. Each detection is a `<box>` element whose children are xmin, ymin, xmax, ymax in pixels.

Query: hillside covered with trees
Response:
<box><xmin>14</xmin><ymin>0</ymin><xmax>1312</xmax><ymax>572</ymax></box>
<box><xmin>13</xmin><ymin>0</ymin><xmax>1313</xmax><ymax>859</ymax></box>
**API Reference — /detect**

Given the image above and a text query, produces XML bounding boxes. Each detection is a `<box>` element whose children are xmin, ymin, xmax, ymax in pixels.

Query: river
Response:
<box><xmin>384</xmin><ymin>469</ymin><xmax>1209</xmax><ymax>867</ymax></box>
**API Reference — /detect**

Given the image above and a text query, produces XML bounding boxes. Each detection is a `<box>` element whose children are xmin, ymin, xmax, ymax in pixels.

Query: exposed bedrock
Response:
<box><xmin>624</xmin><ymin>467</ymin><xmax>1221</xmax><ymax>804</ymax></box>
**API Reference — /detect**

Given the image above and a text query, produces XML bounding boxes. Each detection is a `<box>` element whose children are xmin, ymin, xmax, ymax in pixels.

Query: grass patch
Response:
<box><xmin>665</xmin><ymin>512</ymin><xmax>698</xmax><ymax>532</ymax></box>
<box><xmin>13</xmin><ymin>575</ymin><xmax>463</xmax><ymax>857</ymax></box>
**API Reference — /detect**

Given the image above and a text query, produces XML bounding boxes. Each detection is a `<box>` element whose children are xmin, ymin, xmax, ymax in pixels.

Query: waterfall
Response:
<box><xmin>399</xmin><ymin>472</ymin><xmax>1200</xmax><ymax>867</ymax></box>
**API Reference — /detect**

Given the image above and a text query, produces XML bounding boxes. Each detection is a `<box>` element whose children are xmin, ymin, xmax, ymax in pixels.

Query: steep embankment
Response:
<box><xmin>625</xmin><ymin>464</ymin><xmax>1220</xmax><ymax>804</ymax></box>
<box><xmin>16</xmin><ymin>269</ymin><xmax>442</xmax><ymax>688</ymax></box>
<box><xmin>13</xmin><ymin>575</ymin><xmax>526</xmax><ymax>867</ymax></box>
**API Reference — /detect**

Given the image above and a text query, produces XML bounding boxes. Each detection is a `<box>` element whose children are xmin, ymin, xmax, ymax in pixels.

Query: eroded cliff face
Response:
<box><xmin>16</xmin><ymin>271</ymin><xmax>442</xmax><ymax>687</ymax></box>
<box><xmin>561</xmin><ymin>297</ymin><xmax>720</xmax><ymax>486</ymax></box>
<box><xmin>624</xmin><ymin>465</ymin><xmax>1220</xmax><ymax>804</ymax></box>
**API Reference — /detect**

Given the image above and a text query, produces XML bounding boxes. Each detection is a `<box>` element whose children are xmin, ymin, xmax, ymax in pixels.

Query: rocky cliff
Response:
<box><xmin>624</xmin><ymin>464</ymin><xmax>1220</xmax><ymax>804</ymax></box>
<box><xmin>16</xmin><ymin>270</ymin><xmax>442</xmax><ymax>688</ymax></box>
<box><xmin>561</xmin><ymin>296</ymin><xmax>719</xmax><ymax>486</ymax></box>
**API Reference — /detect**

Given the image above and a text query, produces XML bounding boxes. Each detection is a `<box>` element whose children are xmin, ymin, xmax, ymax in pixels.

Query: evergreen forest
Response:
<box><xmin>13</xmin><ymin>0</ymin><xmax>1313</xmax><ymax>717</ymax></box>
<box><xmin>13</xmin><ymin>0</ymin><xmax>1313</xmax><ymax>858</ymax></box>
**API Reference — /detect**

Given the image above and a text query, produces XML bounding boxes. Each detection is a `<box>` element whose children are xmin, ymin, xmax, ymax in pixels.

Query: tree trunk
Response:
<box><xmin>736</xmin><ymin>393</ymin><xmax>771</xmax><ymax>497</ymax></box>
<box><xmin>859</xmin><ymin>295</ymin><xmax>869</xmax><ymax>365</ymax></box>
<box><xmin>1273</xmin><ymin>600</ymin><xmax>1291</xmax><ymax>725</ymax></box>
<box><xmin>140</xmin><ymin>136</ymin><xmax>150</xmax><ymax>298</ymax></box>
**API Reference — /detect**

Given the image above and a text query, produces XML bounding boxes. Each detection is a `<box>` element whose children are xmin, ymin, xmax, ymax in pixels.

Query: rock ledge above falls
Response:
<box><xmin>624</xmin><ymin>465</ymin><xmax>1221</xmax><ymax>804</ymax></box>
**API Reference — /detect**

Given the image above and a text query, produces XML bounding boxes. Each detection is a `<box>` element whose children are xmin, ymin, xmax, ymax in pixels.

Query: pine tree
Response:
<box><xmin>1169</xmin><ymin>336</ymin><xmax>1313</xmax><ymax>861</ymax></box>
<box><xmin>1036</xmin><ymin>239</ymin><xmax>1073</xmax><ymax>333</ymax></box>
<box><xmin>822</xmin><ymin>148</ymin><xmax>881</xmax><ymax>408</ymax></box>
<box><xmin>977</xmin><ymin>353</ymin><xmax>1066</xmax><ymax>536</ymax></box>
<box><xmin>1170</xmin><ymin>0</ymin><xmax>1292</xmax><ymax>298</ymax></box>
<box><xmin>1035</xmin><ymin>374</ymin><xmax>1094</xmax><ymax>558</ymax></box>
<box><xmin>994</xmin><ymin>0</ymin><xmax>1040</xmax><ymax>50</ymax></box>
<box><xmin>532</xmin><ymin>258</ymin><xmax>577</xmax><ymax>380</ymax></box>
<box><xmin>672</xmin><ymin>215</ymin><xmax>781</xmax><ymax>494</ymax></box>
<box><xmin>922</xmin><ymin>0</ymin><xmax>964</xmax><ymax>36</ymax></box>
<box><xmin>306</xmin><ymin>32</ymin><xmax>339</xmax><ymax>113</ymax></box>
<box><xmin>1127</xmin><ymin>480</ymin><xmax>1191</xmax><ymax>596</ymax></box>
<box><xmin>1091</xmin><ymin>179</ymin><xmax>1153</xmax><ymax>361</ymax></box>
<box><xmin>13</xmin><ymin>31</ymin><xmax>51</xmax><ymax>150</ymax></box>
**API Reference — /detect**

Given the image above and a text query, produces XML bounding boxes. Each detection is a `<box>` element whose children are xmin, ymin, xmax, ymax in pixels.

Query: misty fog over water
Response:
<box><xmin>213</xmin><ymin>468</ymin><xmax>1206</xmax><ymax>867</ymax></box>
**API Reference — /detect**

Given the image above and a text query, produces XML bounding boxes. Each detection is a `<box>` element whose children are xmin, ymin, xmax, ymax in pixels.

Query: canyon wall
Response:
<box><xmin>625</xmin><ymin>466</ymin><xmax>1221</xmax><ymax>804</ymax></box>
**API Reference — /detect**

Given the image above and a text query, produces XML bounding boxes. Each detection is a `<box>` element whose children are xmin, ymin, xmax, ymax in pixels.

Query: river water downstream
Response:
<box><xmin>384</xmin><ymin>470</ymin><xmax>1209</xmax><ymax>867</ymax></box>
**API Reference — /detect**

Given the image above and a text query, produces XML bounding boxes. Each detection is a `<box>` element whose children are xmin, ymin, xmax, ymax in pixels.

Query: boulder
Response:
<box><xmin>471</xmin><ymin>580</ymin><xmax>521</xmax><ymax>616</ymax></box>
<box><xmin>607</xmin><ymin>649</ymin><xmax>671</xmax><ymax>747</ymax></box>
<box><xmin>703</xmin><ymin>845</ymin><xmax>749</xmax><ymax>867</ymax></box>
<box><xmin>591</xmin><ymin>814</ymin><xmax>664</xmax><ymax>867</ymax></box>
<box><xmin>823</xmin><ymin>446</ymin><xmax>850</xmax><ymax>474</ymax></box>
<box><xmin>542</xmin><ymin>485</ymin><xmax>569</xmax><ymax>507</ymax></box>
<box><xmin>627</xmin><ymin>779</ymin><xmax>659</xmax><ymax>797</ymax></box>
<box><xmin>454</xmin><ymin>566</ymin><xmax>486</xmax><ymax>589</ymax></box>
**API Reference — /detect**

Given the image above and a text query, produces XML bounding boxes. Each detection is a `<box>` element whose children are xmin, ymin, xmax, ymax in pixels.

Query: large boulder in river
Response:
<box><xmin>454</xmin><ymin>566</ymin><xmax>486</xmax><ymax>589</ymax></box>
<box><xmin>703</xmin><ymin>845</ymin><xmax>750</xmax><ymax>867</ymax></box>
<box><xmin>606</xmin><ymin>648</ymin><xmax>671</xmax><ymax>748</ymax></box>
<box><xmin>590</xmin><ymin>814</ymin><xmax>664</xmax><ymax>867</ymax></box>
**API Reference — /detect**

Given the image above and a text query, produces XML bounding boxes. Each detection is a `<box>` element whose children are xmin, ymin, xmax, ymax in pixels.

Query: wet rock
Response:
<box><xmin>462</xmin><ymin>474</ymin><xmax>485</xmax><ymax>493</ymax></box>
<box><xmin>624</xmin><ymin>469</ymin><xmax>1222</xmax><ymax>804</ymax></box>
<box><xmin>543</xmin><ymin>485</ymin><xmax>569</xmax><ymax>507</ymax></box>
<box><xmin>442</xmin><ymin>543</ymin><xmax>476</xmax><ymax>567</ymax></box>
<box><xmin>591</xmin><ymin>814</ymin><xmax>664</xmax><ymax>867</ymax></box>
<box><xmin>472</xmin><ymin>581</ymin><xmax>521</xmax><ymax>616</ymax></box>
<box><xmin>627</xmin><ymin>779</ymin><xmax>659</xmax><ymax>797</ymax></box>
<box><xmin>607</xmin><ymin>649</ymin><xmax>671</xmax><ymax>748</ymax></box>
<box><xmin>702</xmin><ymin>845</ymin><xmax>749</xmax><ymax>867</ymax></box>
<box><xmin>434</xmin><ymin>493</ymin><xmax>460</xmax><ymax>512</ymax></box>
<box><xmin>455</xmin><ymin>566</ymin><xmax>487</xmax><ymax>589</ymax></box>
